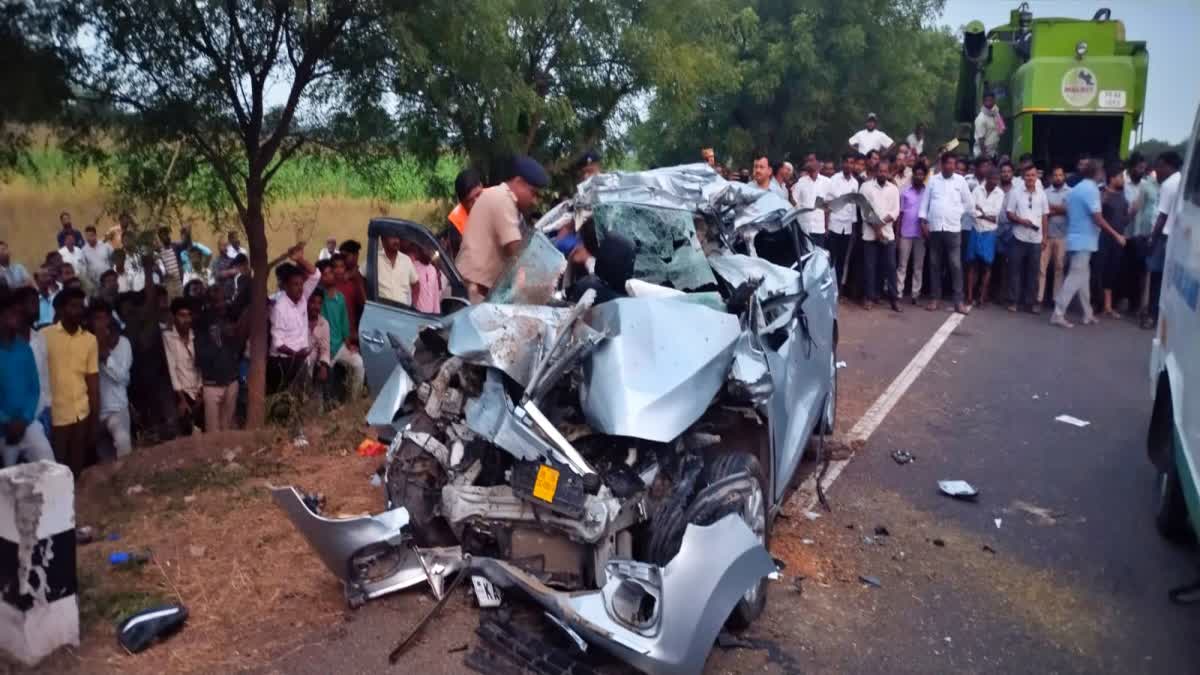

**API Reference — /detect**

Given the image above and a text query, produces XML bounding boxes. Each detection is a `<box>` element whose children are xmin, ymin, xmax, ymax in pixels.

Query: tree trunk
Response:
<box><xmin>243</xmin><ymin>184</ymin><xmax>270</xmax><ymax>428</ymax></box>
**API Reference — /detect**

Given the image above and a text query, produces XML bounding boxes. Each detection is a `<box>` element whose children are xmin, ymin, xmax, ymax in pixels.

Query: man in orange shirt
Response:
<box><xmin>447</xmin><ymin>169</ymin><xmax>484</xmax><ymax>235</ymax></box>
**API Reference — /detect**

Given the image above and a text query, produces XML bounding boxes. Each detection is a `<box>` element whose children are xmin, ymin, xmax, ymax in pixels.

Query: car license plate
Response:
<box><xmin>532</xmin><ymin>464</ymin><xmax>559</xmax><ymax>503</ymax></box>
<box><xmin>471</xmin><ymin>576</ymin><xmax>502</xmax><ymax>608</ymax></box>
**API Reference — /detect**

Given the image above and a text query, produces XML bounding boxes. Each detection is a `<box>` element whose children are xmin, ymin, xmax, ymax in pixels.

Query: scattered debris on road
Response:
<box><xmin>1054</xmin><ymin>414</ymin><xmax>1091</xmax><ymax>428</ymax></box>
<box><xmin>891</xmin><ymin>450</ymin><xmax>915</xmax><ymax>465</ymax></box>
<box><xmin>994</xmin><ymin>518</ymin><xmax>1002</xmax><ymax>529</ymax></box>
<box><xmin>874</xmin><ymin>525</ymin><xmax>890</xmax><ymax>536</ymax></box>
<box><xmin>859</xmin><ymin>574</ymin><xmax>882</xmax><ymax>588</ymax></box>
<box><xmin>836</xmin><ymin>360</ymin><xmax>848</xmax><ymax>369</ymax></box>
<box><xmin>931</xmin><ymin>538</ymin><xmax>946</xmax><ymax>547</ymax></box>
<box><xmin>938</xmin><ymin>480</ymin><xmax>979</xmax><ymax>500</ymax></box>
<box><xmin>981</xmin><ymin>544</ymin><xmax>997</xmax><ymax>554</ymax></box>
<box><xmin>1010</xmin><ymin>500</ymin><xmax>1067</xmax><ymax>525</ymax></box>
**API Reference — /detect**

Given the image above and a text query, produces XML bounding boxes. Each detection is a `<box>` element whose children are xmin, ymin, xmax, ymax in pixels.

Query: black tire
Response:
<box><xmin>822</xmin><ymin>345</ymin><xmax>838</xmax><ymax>436</ymax></box>
<box><xmin>694</xmin><ymin>453</ymin><xmax>770</xmax><ymax>630</ymax></box>
<box><xmin>1156</xmin><ymin>438</ymin><xmax>1193</xmax><ymax>544</ymax></box>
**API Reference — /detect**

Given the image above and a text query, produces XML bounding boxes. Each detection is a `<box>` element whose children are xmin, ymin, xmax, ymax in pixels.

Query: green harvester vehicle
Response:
<box><xmin>955</xmin><ymin>3</ymin><xmax>1149</xmax><ymax>168</ymax></box>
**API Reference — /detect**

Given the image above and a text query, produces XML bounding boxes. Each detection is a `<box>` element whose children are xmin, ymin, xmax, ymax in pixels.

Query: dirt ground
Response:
<box><xmin>15</xmin><ymin>402</ymin><xmax>390</xmax><ymax>675</ymax></box>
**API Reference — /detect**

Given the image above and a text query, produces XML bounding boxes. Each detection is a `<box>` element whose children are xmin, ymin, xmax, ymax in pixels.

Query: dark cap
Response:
<box><xmin>511</xmin><ymin>155</ymin><xmax>550</xmax><ymax>188</ymax></box>
<box><xmin>576</xmin><ymin>149</ymin><xmax>602</xmax><ymax>169</ymax></box>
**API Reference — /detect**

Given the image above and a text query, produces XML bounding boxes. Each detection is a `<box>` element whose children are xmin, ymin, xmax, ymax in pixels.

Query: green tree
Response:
<box><xmin>0</xmin><ymin>4</ymin><xmax>71</xmax><ymax>175</ymax></box>
<box><xmin>389</xmin><ymin>0</ymin><xmax>739</xmax><ymax>182</ymax></box>
<box><xmin>36</xmin><ymin>0</ymin><xmax>398</xmax><ymax>426</ymax></box>
<box><xmin>1132</xmin><ymin>138</ymin><xmax>1187</xmax><ymax>164</ymax></box>
<box><xmin>632</xmin><ymin>0</ymin><xmax>961</xmax><ymax>168</ymax></box>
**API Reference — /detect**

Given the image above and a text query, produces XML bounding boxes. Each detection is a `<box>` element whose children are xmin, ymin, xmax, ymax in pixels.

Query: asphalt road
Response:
<box><xmin>257</xmin><ymin>302</ymin><xmax>1200</xmax><ymax>674</ymax></box>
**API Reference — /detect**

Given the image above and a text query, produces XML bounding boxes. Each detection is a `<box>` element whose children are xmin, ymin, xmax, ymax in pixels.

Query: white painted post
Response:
<box><xmin>0</xmin><ymin>461</ymin><xmax>79</xmax><ymax>666</ymax></box>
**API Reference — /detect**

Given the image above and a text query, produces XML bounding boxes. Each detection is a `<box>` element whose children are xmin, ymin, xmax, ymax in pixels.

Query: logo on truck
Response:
<box><xmin>1061</xmin><ymin>67</ymin><xmax>1098</xmax><ymax>107</ymax></box>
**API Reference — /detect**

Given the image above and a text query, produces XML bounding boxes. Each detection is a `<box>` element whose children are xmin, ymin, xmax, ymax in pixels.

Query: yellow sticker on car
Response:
<box><xmin>533</xmin><ymin>465</ymin><xmax>559</xmax><ymax>503</ymax></box>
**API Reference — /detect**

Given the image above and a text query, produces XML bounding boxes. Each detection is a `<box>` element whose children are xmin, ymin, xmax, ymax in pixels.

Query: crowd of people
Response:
<box><xmin>702</xmin><ymin>112</ymin><xmax>1183</xmax><ymax>328</ymax></box>
<box><xmin>0</xmin><ymin>210</ymin><xmax>406</xmax><ymax>478</ymax></box>
<box><xmin>1</xmin><ymin>111</ymin><xmax>1185</xmax><ymax>479</ymax></box>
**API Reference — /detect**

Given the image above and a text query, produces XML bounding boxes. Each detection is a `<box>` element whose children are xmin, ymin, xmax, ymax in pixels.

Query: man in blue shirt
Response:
<box><xmin>0</xmin><ymin>291</ymin><xmax>55</xmax><ymax>466</ymax></box>
<box><xmin>1051</xmin><ymin>160</ymin><xmax>1127</xmax><ymax>328</ymax></box>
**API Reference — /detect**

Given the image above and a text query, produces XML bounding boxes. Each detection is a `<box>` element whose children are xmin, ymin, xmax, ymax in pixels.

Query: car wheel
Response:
<box><xmin>693</xmin><ymin>453</ymin><xmax>770</xmax><ymax>630</ymax></box>
<box><xmin>1156</xmin><ymin>434</ymin><xmax>1193</xmax><ymax>544</ymax></box>
<box><xmin>822</xmin><ymin>346</ymin><xmax>838</xmax><ymax>436</ymax></box>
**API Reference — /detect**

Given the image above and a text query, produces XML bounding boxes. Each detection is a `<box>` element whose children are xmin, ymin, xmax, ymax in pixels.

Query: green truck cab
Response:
<box><xmin>955</xmin><ymin>3</ymin><xmax>1148</xmax><ymax>168</ymax></box>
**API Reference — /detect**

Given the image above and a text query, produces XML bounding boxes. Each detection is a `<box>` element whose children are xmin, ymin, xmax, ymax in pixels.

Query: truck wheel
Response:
<box><xmin>1156</xmin><ymin>436</ymin><xmax>1193</xmax><ymax>544</ymax></box>
<box><xmin>692</xmin><ymin>453</ymin><xmax>770</xmax><ymax>630</ymax></box>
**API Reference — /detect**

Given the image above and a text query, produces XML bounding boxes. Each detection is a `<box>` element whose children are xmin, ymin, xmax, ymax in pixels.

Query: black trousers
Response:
<box><xmin>267</xmin><ymin>355</ymin><xmax>308</xmax><ymax>396</ymax></box>
<box><xmin>928</xmin><ymin>231</ymin><xmax>964</xmax><ymax>304</ymax></box>
<box><xmin>827</xmin><ymin>232</ymin><xmax>852</xmax><ymax>288</ymax></box>
<box><xmin>862</xmin><ymin>240</ymin><xmax>898</xmax><ymax>302</ymax></box>
<box><xmin>1007</xmin><ymin>240</ymin><xmax>1040</xmax><ymax>306</ymax></box>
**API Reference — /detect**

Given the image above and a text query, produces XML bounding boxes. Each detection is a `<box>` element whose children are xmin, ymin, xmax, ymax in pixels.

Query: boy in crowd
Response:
<box><xmin>81</xmin><ymin>225</ymin><xmax>113</xmax><ymax>289</ymax></box>
<box><xmin>163</xmin><ymin>297</ymin><xmax>204</xmax><ymax>435</ymax></box>
<box><xmin>1005</xmin><ymin>164</ymin><xmax>1049</xmax><ymax>313</ymax></box>
<box><xmin>90</xmin><ymin>300</ymin><xmax>133</xmax><ymax>458</ymax></box>
<box><xmin>0</xmin><ymin>292</ymin><xmax>55</xmax><ymax>466</ymax></box>
<box><xmin>44</xmin><ymin>288</ymin><xmax>99</xmax><ymax>476</ymax></box>
<box><xmin>307</xmin><ymin>287</ymin><xmax>333</xmax><ymax>397</ymax></box>
<box><xmin>196</xmin><ymin>288</ymin><xmax>248</xmax><ymax>432</ymax></box>
<box><xmin>335</xmin><ymin>240</ymin><xmax>367</xmax><ymax>333</ymax></box>
<box><xmin>269</xmin><ymin>248</ymin><xmax>320</xmax><ymax>394</ymax></box>
<box><xmin>317</xmin><ymin>257</ymin><xmax>365</xmax><ymax>398</ymax></box>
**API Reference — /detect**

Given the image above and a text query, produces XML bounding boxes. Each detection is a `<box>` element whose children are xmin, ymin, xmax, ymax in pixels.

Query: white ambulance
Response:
<box><xmin>1148</xmin><ymin>106</ymin><xmax>1200</xmax><ymax>544</ymax></box>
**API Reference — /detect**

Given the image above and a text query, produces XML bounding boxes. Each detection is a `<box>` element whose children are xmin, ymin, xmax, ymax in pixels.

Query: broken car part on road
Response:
<box><xmin>276</xmin><ymin>164</ymin><xmax>846</xmax><ymax>674</ymax></box>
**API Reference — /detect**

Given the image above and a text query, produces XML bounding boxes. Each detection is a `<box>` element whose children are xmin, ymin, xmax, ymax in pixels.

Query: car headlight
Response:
<box><xmin>1076</xmin><ymin>41</ymin><xmax>1088</xmax><ymax>59</ymax></box>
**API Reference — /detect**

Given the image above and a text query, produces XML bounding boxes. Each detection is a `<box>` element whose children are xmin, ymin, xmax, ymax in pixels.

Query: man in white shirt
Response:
<box><xmin>377</xmin><ymin>234</ymin><xmax>421</xmax><ymax>306</ymax></box>
<box><xmin>859</xmin><ymin>159</ymin><xmax>902</xmax><ymax>312</ymax></box>
<box><xmin>848</xmin><ymin>113</ymin><xmax>894</xmax><ymax>155</ymax></box>
<box><xmin>827</xmin><ymin>152</ymin><xmax>861</xmax><ymax>289</ymax></box>
<box><xmin>80</xmin><ymin>225</ymin><xmax>113</xmax><ymax>289</ymax></box>
<box><xmin>1148</xmin><ymin>151</ymin><xmax>1184</xmax><ymax>323</ymax></box>
<box><xmin>1005</xmin><ymin>163</ymin><xmax>1050</xmax><ymax>313</ymax></box>
<box><xmin>269</xmin><ymin>247</ymin><xmax>320</xmax><ymax>394</ymax></box>
<box><xmin>906</xmin><ymin>124</ymin><xmax>926</xmax><ymax>157</ymax></box>
<box><xmin>918</xmin><ymin>151</ymin><xmax>975</xmax><ymax>313</ymax></box>
<box><xmin>974</xmin><ymin>92</ymin><xmax>1003</xmax><ymax>158</ymax></box>
<box><xmin>967</xmin><ymin>165</ymin><xmax>1004</xmax><ymax>307</ymax></box>
<box><xmin>90</xmin><ymin>302</ymin><xmax>133</xmax><ymax>457</ymax></box>
<box><xmin>57</xmin><ymin>231</ymin><xmax>86</xmax><ymax>279</ymax></box>
<box><xmin>791</xmin><ymin>153</ymin><xmax>832</xmax><ymax>248</ymax></box>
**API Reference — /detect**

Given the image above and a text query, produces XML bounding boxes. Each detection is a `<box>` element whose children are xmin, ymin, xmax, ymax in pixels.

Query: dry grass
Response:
<box><xmin>0</xmin><ymin>172</ymin><xmax>444</xmax><ymax>267</ymax></box>
<box><xmin>30</xmin><ymin>403</ymin><xmax>391</xmax><ymax>674</ymax></box>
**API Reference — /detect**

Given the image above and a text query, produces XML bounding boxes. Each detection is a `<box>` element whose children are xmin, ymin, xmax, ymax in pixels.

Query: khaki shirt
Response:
<box><xmin>456</xmin><ymin>184</ymin><xmax>523</xmax><ymax>289</ymax></box>
<box><xmin>377</xmin><ymin>250</ymin><xmax>419</xmax><ymax>306</ymax></box>
<box><xmin>44</xmin><ymin>323</ymin><xmax>98</xmax><ymax>426</ymax></box>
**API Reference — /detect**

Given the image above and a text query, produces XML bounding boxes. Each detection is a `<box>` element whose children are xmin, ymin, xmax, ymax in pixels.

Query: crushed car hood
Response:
<box><xmin>581</xmin><ymin>297</ymin><xmax>741</xmax><ymax>442</ymax></box>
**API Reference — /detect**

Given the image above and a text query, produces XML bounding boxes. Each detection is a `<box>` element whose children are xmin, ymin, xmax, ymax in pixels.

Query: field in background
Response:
<box><xmin>1</xmin><ymin>145</ymin><xmax>457</xmax><ymax>266</ymax></box>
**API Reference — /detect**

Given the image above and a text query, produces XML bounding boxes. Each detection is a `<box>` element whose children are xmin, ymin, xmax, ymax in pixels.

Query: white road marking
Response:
<box><xmin>799</xmin><ymin>312</ymin><xmax>965</xmax><ymax>510</ymax></box>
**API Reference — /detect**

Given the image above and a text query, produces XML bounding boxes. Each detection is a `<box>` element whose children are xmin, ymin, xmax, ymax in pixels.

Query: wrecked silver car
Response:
<box><xmin>274</xmin><ymin>164</ymin><xmax>840</xmax><ymax>674</ymax></box>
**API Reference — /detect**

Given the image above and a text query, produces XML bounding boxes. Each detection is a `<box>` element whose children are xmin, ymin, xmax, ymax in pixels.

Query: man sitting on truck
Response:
<box><xmin>973</xmin><ymin>92</ymin><xmax>1004</xmax><ymax>159</ymax></box>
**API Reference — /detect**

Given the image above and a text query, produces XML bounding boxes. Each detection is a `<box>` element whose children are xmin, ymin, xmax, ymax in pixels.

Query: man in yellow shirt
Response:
<box><xmin>44</xmin><ymin>287</ymin><xmax>99</xmax><ymax>476</ymax></box>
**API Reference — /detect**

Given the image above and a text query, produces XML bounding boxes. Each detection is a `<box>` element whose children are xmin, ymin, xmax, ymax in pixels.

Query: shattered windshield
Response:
<box><xmin>592</xmin><ymin>202</ymin><xmax>717</xmax><ymax>292</ymax></box>
<box><xmin>487</xmin><ymin>230</ymin><xmax>567</xmax><ymax>305</ymax></box>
